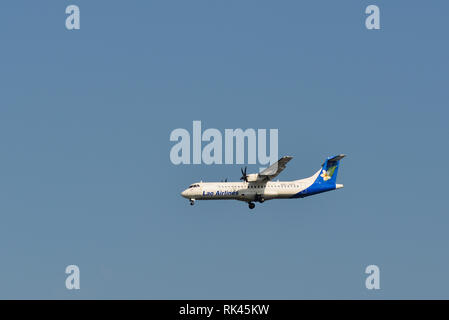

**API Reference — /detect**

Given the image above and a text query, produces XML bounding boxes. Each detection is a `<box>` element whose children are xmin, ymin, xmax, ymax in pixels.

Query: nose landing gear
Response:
<box><xmin>189</xmin><ymin>199</ymin><xmax>195</xmax><ymax>206</ymax></box>
<box><xmin>248</xmin><ymin>202</ymin><xmax>255</xmax><ymax>209</ymax></box>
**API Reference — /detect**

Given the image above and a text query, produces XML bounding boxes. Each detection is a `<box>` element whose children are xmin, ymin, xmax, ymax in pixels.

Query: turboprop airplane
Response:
<box><xmin>181</xmin><ymin>154</ymin><xmax>345</xmax><ymax>209</ymax></box>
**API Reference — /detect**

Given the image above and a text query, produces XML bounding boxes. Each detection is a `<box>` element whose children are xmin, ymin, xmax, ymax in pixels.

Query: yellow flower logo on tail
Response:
<box><xmin>320</xmin><ymin>165</ymin><xmax>336</xmax><ymax>181</ymax></box>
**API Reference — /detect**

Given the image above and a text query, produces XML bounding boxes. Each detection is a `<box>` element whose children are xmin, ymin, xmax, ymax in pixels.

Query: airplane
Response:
<box><xmin>181</xmin><ymin>154</ymin><xmax>345</xmax><ymax>209</ymax></box>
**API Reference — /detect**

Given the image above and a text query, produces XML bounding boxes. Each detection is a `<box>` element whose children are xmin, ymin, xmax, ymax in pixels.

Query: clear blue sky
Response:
<box><xmin>1</xmin><ymin>1</ymin><xmax>448</xmax><ymax>299</ymax></box>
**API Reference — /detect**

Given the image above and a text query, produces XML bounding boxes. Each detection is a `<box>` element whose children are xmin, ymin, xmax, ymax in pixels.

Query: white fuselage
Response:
<box><xmin>181</xmin><ymin>169</ymin><xmax>343</xmax><ymax>203</ymax></box>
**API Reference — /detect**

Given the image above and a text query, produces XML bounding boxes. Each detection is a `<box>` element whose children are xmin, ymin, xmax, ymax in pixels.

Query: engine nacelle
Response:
<box><xmin>246</xmin><ymin>173</ymin><xmax>261</xmax><ymax>182</ymax></box>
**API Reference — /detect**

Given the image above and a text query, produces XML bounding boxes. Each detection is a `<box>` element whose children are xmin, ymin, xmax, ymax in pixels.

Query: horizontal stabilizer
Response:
<box><xmin>328</xmin><ymin>154</ymin><xmax>346</xmax><ymax>162</ymax></box>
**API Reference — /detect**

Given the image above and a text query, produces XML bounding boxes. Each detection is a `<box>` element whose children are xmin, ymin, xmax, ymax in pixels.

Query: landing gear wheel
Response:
<box><xmin>248</xmin><ymin>202</ymin><xmax>255</xmax><ymax>209</ymax></box>
<box><xmin>189</xmin><ymin>199</ymin><xmax>195</xmax><ymax>206</ymax></box>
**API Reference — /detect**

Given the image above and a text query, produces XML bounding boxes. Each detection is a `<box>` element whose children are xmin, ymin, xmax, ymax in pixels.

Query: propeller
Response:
<box><xmin>240</xmin><ymin>166</ymin><xmax>248</xmax><ymax>182</ymax></box>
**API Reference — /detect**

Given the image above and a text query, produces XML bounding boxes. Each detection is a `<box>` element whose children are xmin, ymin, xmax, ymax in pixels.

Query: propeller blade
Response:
<box><xmin>240</xmin><ymin>166</ymin><xmax>248</xmax><ymax>182</ymax></box>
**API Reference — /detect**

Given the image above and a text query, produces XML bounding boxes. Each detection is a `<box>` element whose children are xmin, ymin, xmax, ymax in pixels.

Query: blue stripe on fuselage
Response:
<box><xmin>291</xmin><ymin>184</ymin><xmax>336</xmax><ymax>198</ymax></box>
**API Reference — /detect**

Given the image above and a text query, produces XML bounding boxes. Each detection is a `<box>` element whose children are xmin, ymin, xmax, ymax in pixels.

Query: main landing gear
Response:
<box><xmin>255</xmin><ymin>194</ymin><xmax>265</xmax><ymax>203</ymax></box>
<box><xmin>189</xmin><ymin>199</ymin><xmax>195</xmax><ymax>206</ymax></box>
<box><xmin>248</xmin><ymin>195</ymin><xmax>265</xmax><ymax>209</ymax></box>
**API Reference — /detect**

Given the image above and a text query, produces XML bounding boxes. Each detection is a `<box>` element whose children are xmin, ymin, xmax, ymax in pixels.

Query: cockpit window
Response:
<box><xmin>188</xmin><ymin>184</ymin><xmax>200</xmax><ymax>188</ymax></box>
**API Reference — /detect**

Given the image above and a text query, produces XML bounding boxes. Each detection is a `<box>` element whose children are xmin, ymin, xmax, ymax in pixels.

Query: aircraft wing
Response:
<box><xmin>259</xmin><ymin>156</ymin><xmax>293</xmax><ymax>180</ymax></box>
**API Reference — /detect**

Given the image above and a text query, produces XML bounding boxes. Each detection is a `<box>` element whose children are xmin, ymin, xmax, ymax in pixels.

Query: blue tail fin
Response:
<box><xmin>317</xmin><ymin>154</ymin><xmax>345</xmax><ymax>185</ymax></box>
<box><xmin>299</xmin><ymin>154</ymin><xmax>345</xmax><ymax>197</ymax></box>
<box><xmin>291</xmin><ymin>154</ymin><xmax>345</xmax><ymax>198</ymax></box>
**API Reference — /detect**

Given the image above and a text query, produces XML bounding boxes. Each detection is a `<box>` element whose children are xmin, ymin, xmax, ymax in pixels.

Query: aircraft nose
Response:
<box><xmin>181</xmin><ymin>189</ymin><xmax>188</xmax><ymax>198</ymax></box>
